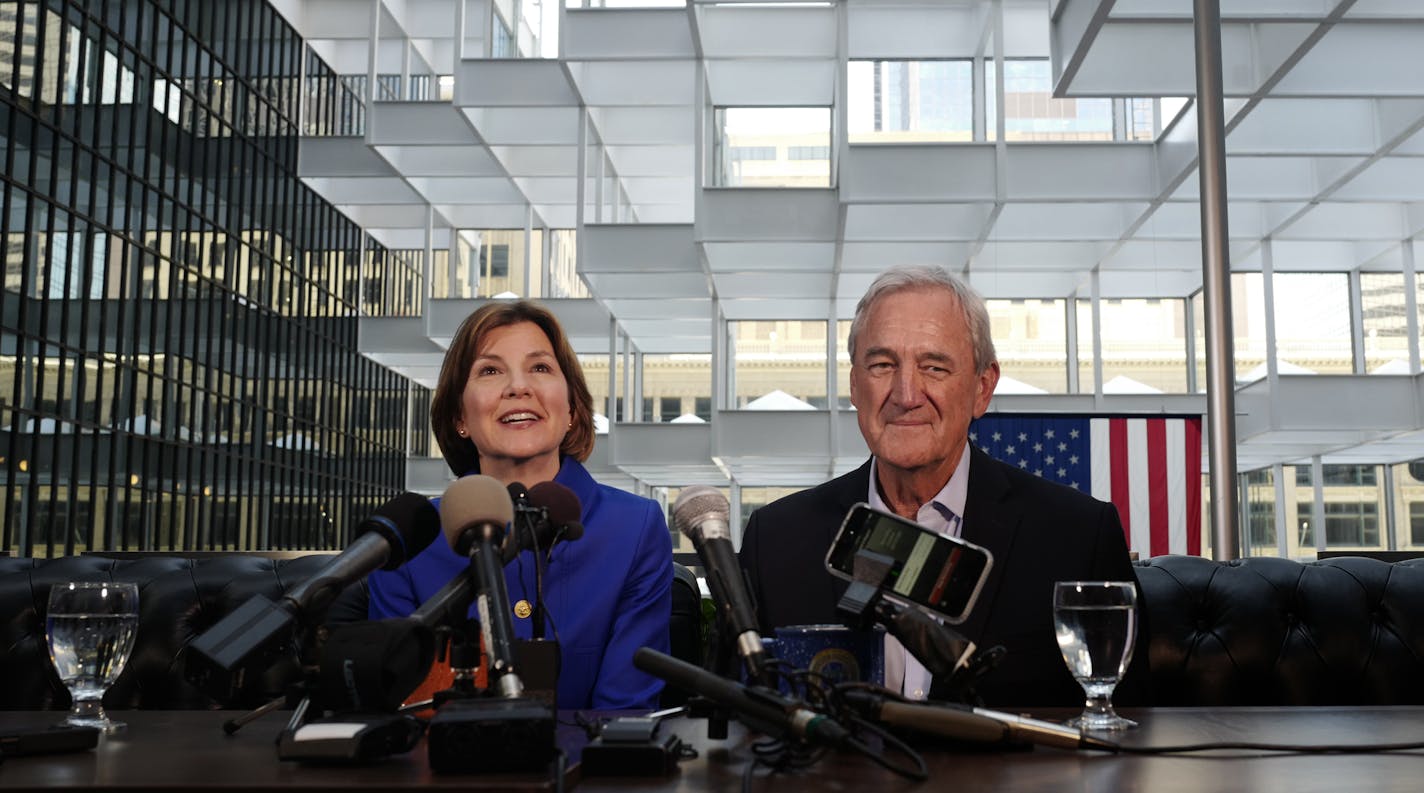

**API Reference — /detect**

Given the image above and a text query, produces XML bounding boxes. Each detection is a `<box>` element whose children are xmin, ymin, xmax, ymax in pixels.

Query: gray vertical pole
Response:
<box><xmin>1185</xmin><ymin>296</ymin><xmax>1198</xmax><ymax>393</ymax></box>
<box><xmin>1272</xmin><ymin>463</ymin><xmax>1287</xmax><ymax>558</ymax></box>
<box><xmin>1348</xmin><ymin>270</ymin><xmax>1365</xmax><ymax>374</ymax></box>
<box><xmin>1402</xmin><ymin>241</ymin><xmax>1420</xmax><ymax>374</ymax></box>
<box><xmin>1311</xmin><ymin>455</ymin><xmax>1325</xmax><ymax>555</ymax></box>
<box><xmin>1194</xmin><ymin>0</ymin><xmax>1241</xmax><ymax>560</ymax></box>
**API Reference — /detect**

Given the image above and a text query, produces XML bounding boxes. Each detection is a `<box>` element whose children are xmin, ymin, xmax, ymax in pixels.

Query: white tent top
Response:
<box><xmin>994</xmin><ymin>375</ymin><xmax>1049</xmax><ymax>395</ymax></box>
<box><xmin>1242</xmin><ymin>360</ymin><xmax>1318</xmax><ymax>381</ymax></box>
<box><xmin>1102</xmin><ymin>375</ymin><xmax>1164</xmax><ymax>394</ymax></box>
<box><xmin>669</xmin><ymin>413</ymin><xmax>706</xmax><ymax>423</ymax></box>
<box><xmin>744</xmin><ymin>389</ymin><xmax>815</xmax><ymax>411</ymax></box>
<box><xmin>1371</xmin><ymin>358</ymin><xmax>1413</xmax><ymax>375</ymax></box>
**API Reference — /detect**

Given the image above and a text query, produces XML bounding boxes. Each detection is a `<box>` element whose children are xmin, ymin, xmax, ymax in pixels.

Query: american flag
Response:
<box><xmin>969</xmin><ymin>414</ymin><xmax>1203</xmax><ymax>557</ymax></box>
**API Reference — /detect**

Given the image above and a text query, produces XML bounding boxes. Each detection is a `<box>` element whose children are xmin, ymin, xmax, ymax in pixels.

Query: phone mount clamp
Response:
<box><xmin>836</xmin><ymin>549</ymin><xmax>1003</xmax><ymax>706</ymax></box>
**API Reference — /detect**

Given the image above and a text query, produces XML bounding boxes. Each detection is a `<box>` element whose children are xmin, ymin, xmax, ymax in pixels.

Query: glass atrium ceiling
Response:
<box><xmin>282</xmin><ymin>0</ymin><xmax>1424</xmax><ymax>484</ymax></box>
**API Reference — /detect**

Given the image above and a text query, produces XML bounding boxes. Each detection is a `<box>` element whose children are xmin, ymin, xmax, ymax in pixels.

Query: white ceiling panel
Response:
<box><xmin>703</xmin><ymin>242</ymin><xmax>837</xmax><ymax>273</ymax></box>
<box><xmin>844</xmin><ymin>204</ymin><xmax>992</xmax><ymax>242</ymax></box>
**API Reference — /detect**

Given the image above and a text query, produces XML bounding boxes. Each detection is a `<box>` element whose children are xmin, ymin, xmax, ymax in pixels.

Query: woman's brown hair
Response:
<box><xmin>431</xmin><ymin>301</ymin><xmax>595</xmax><ymax>476</ymax></box>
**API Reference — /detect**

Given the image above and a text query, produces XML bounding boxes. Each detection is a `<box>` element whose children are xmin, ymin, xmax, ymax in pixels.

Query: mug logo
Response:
<box><xmin>808</xmin><ymin>648</ymin><xmax>860</xmax><ymax>683</ymax></box>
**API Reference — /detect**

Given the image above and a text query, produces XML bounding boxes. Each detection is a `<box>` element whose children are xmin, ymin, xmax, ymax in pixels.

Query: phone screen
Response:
<box><xmin>825</xmin><ymin>503</ymin><xmax>993</xmax><ymax>624</ymax></box>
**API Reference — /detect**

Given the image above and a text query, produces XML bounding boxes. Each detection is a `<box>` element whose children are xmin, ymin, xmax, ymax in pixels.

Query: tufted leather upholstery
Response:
<box><xmin>1</xmin><ymin>554</ymin><xmax>705</xmax><ymax>713</ymax></box>
<box><xmin>1135</xmin><ymin>555</ymin><xmax>1424</xmax><ymax>706</ymax></box>
<box><xmin>9</xmin><ymin>553</ymin><xmax>1418</xmax><ymax>710</ymax></box>
<box><xmin>0</xmin><ymin>555</ymin><xmax>344</xmax><ymax>710</ymax></box>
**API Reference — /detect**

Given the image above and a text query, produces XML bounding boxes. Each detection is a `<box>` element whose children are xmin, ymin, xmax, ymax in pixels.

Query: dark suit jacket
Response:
<box><xmin>738</xmin><ymin>445</ymin><xmax>1150</xmax><ymax>708</ymax></box>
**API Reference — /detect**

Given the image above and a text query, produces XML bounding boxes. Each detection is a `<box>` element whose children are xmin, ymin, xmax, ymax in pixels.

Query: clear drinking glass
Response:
<box><xmin>46</xmin><ymin>581</ymin><xmax>140</xmax><ymax>733</ymax></box>
<box><xmin>1053</xmin><ymin>580</ymin><xmax>1138</xmax><ymax>731</ymax></box>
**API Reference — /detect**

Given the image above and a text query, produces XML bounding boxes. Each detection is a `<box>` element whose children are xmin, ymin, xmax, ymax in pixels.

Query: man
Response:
<box><xmin>738</xmin><ymin>265</ymin><xmax>1148</xmax><ymax>708</ymax></box>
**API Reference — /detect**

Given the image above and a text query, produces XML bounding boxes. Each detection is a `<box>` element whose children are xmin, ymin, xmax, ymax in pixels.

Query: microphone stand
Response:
<box><xmin>219</xmin><ymin>620</ymin><xmax>327</xmax><ymax>735</ymax></box>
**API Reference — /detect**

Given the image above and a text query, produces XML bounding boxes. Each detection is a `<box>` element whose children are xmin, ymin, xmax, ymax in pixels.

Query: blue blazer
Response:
<box><xmin>367</xmin><ymin>457</ymin><xmax>672</xmax><ymax>710</ymax></box>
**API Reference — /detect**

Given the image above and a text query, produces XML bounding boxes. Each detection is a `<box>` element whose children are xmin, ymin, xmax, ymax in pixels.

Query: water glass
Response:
<box><xmin>1053</xmin><ymin>580</ymin><xmax>1138</xmax><ymax>731</ymax></box>
<box><xmin>46</xmin><ymin>581</ymin><xmax>140</xmax><ymax>733</ymax></box>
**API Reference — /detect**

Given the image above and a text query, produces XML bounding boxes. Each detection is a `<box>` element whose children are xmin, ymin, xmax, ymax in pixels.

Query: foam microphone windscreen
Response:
<box><xmin>440</xmin><ymin>474</ymin><xmax>515</xmax><ymax>556</ymax></box>
<box><xmin>359</xmin><ymin>491</ymin><xmax>442</xmax><ymax>570</ymax></box>
<box><xmin>528</xmin><ymin>481</ymin><xmax>583</xmax><ymax>540</ymax></box>
<box><xmin>315</xmin><ymin>619</ymin><xmax>435</xmax><ymax>713</ymax></box>
<box><xmin>672</xmin><ymin>485</ymin><xmax>731</xmax><ymax>543</ymax></box>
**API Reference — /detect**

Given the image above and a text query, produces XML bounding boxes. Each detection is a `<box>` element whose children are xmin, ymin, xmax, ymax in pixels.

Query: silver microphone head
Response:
<box><xmin>672</xmin><ymin>485</ymin><xmax>731</xmax><ymax>544</ymax></box>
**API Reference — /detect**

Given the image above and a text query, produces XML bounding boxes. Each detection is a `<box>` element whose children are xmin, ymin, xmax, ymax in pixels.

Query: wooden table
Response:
<box><xmin>2</xmin><ymin>707</ymin><xmax>1423</xmax><ymax>792</ymax></box>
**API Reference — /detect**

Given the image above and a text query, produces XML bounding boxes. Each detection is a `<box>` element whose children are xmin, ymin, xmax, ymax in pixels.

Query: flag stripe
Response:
<box><xmin>1090</xmin><ymin>418</ymin><xmax>1112</xmax><ymax>504</ymax></box>
<box><xmin>1166</xmin><ymin>419</ymin><xmax>1187</xmax><ymax>555</ymax></box>
<box><xmin>1147</xmin><ymin>419</ymin><xmax>1169</xmax><ymax>557</ymax></box>
<box><xmin>1109</xmin><ymin>419</ymin><xmax>1132</xmax><ymax>544</ymax></box>
<box><xmin>1126</xmin><ymin>420</ymin><xmax>1152</xmax><ymax>556</ymax></box>
<box><xmin>1185</xmin><ymin>417</ymin><xmax>1202</xmax><ymax>556</ymax></box>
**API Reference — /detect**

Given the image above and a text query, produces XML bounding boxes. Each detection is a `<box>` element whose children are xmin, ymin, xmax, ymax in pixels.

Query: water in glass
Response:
<box><xmin>1053</xmin><ymin>581</ymin><xmax>1138</xmax><ymax>731</ymax></box>
<box><xmin>46</xmin><ymin>582</ymin><xmax>139</xmax><ymax>733</ymax></box>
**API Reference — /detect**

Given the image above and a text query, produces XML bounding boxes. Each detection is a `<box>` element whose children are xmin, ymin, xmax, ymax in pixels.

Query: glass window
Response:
<box><xmin>730</xmin><ymin>320</ymin><xmax>827</xmax><ymax>410</ymax></box>
<box><xmin>713</xmin><ymin>107</ymin><xmax>831</xmax><ymax>188</ymax></box>
<box><xmin>986</xmin><ymin>59</ymin><xmax>1112</xmax><ymax>142</ymax></box>
<box><xmin>1076</xmin><ymin>298</ymin><xmax>1187</xmax><ymax>394</ymax></box>
<box><xmin>1272</xmin><ymin>273</ymin><xmax>1353</xmax><ymax>374</ymax></box>
<box><xmin>987</xmin><ymin>299</ymin><xmax>1068</xmax><ymax>394</ymax></box>
<box><xmin>642</xmin><ymin>354</ymin><xmax>711</xmax><ymax>423</ymax></box>
<box><xmin>1361</xmin><ymin>272</ymin><xmax>1414</xmax><ymax>373</ymax></box>
<box><xmin>1195</xmin><ymin>273</ymin><xmax>1270</xmax><ymax>386</ymax></box>
<box><xmin>848</xmin><ymin>60</ymin><xmax>973</xmax><ymax>143</ymax></box>
<box><xmin>1411</xmin><ymin>501</ymin><xmax>1424</xmax><ymax>547</ymax></box>
<box><xmin>1244</xmin><ymin>468</ymin><xmax>1276</xmax><ymax>554</ymax></box>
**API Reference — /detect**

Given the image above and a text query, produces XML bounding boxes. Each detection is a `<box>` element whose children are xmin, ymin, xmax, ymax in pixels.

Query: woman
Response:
<box><xmin>367</xmin><ymin>300</ymin><xmax>672</xmax><ymax>710</ymax></box>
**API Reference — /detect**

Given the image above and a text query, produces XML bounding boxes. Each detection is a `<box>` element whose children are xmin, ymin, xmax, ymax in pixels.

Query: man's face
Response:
<box><xmin>849</xmin><ymin>288</ymin><xmax>999</xmax><ymax>482</ymax></box>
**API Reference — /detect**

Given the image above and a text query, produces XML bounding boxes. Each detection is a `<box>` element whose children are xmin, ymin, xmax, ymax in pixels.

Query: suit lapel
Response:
<box><xmin>957</xmin><ymin>445</ymin><xmax>1025</xmax><ymax>641</ymax></box>
<box><xmin>823</xmin><ymin>460</ymin><xmax>872</xmax><ymax>605</ymax></box>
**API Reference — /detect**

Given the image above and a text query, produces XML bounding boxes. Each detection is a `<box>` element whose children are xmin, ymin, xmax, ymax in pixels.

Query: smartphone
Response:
<box><xmin>825</xmin><ymin>503</ymin><xmax>993</xmax><ymax>625</ymax></box>
<box><xmin>0</xmin><ymin>724</ymin><xmax>100</xmax><ymax>757</ymax></box>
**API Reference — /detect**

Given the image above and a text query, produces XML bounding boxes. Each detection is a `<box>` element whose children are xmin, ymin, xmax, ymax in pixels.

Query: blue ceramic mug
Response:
<box><xmin>763</xmin><ymin>624</ymin><xmax>885</xmax><ymax>685</ymax></box>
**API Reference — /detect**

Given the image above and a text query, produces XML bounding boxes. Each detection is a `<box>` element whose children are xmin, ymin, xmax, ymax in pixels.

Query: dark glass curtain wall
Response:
<box><xmin>0</xmin><ymin>0</ymin><xmax>420</xmax><ymax>556</ymax></box>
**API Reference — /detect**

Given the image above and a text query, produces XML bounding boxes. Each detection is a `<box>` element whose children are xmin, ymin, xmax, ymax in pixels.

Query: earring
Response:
<box><xmin>458</xmin><ymin>428</ymin><xmax>467</xmax><ymax>437</ymax></box>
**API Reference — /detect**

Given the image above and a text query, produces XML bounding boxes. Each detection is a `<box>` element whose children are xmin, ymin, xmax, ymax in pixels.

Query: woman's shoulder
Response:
<box><xmin>588</xmin><ymin>481</ymin><xmax>664</xmax><ymax>522</ymax></box>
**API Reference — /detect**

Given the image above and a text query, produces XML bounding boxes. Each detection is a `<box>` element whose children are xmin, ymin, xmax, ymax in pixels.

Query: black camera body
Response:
<box><xmin>427</xmin><ymin>697</ymin><xmax>556</xmax><ymax>773</ymax></box>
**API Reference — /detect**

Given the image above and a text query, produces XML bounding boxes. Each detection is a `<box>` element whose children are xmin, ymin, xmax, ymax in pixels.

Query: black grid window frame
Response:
<box><xmin>0</xmin><ymin>0</ymin><xmax>415</xmax><ymax>557</ymax></box>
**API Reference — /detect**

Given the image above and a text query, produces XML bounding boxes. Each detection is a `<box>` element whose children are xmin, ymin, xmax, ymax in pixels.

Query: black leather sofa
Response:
<box><xmin>1134</xmin><ymin>555</ymin><xmax>1424</xmax><ymax>706</ymax></box>
<box><xmin>3</xmin><ymin>553</ymin><xmax>1421</xmax><ymax>711</ymax></box>
<box><xmin>0</xmin><ymin>553</ymin><xmax>704</xmax><ymax>711</ymax></box>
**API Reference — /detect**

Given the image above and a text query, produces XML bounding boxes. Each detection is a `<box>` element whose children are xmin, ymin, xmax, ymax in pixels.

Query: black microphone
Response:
<box><xmin>672</xmin><ymin>486</ymin><xmax>765</xmax><ymax>680</ymax></box>
<box><xmin>527</xmin><ymin>480</ymin><xmax>584</xmax><ymax>546</ymax></box>
<box><xmin>839</xmin><ymin>690</ymin><xmax>1116</xmax><ymax>752</ymax></box>
<box><xmin>439</xmin><ymin>475</ymin><xmax>522</xmax><ymax>697</ymax></box>
<box><xmin>186</xmin><ymin>492</ymin><xmax>441</xmax><ymax>702</ymax></box>
<box><xmin>634</xmin><ymin>647</ymin><xmax>849</xmax><ymax>748</ymax></box>
<box><xmin>522</xmin><ymin>480</ymin><xmax>583</xmax><ymax>640</ymax></box>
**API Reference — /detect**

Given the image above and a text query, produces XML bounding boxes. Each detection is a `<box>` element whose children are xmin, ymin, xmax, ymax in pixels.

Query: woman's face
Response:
<box><xmin>454</xmin><ymin>321</ymin><xmax>572</xmax><ymax>476</ymax></box>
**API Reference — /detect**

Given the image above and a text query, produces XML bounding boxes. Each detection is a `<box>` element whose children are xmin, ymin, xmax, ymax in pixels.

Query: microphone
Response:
<box><xmin>186</xmin><ymin>492</ymin><xmax>441</xmax><ymax>702</ymax></box>
<box><xmin>672</xmin><ymin>486</ymin><xmax>765</xmax><ymax>680</ymax></box>
<box><xmin>527</xmin><ymin>481</ymin><xmax>584</xmax><ymax>545</ymax></box>
<box><xmin>840</xmin><ymin>690</ymin><xmax>1116</xmax><ymax>752</ymax></box>
<box><xmin>412</xmin><ymin>482</ymin><xmax>584</xmax><ymax>629</ymax></box>
<box><xmin>521</xmin><ymin>480</ymin><xmax>583</xmax><ymax>640</ymax></box>
<box><xmin>633</xmin><ymin>647</ymin><xmax>849</xmax><ymax>749</ymax></box>
<box><xmin>439</xmin><ymin>475</ymin><xmax>522</xmax><ymax>697</ymax></box>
